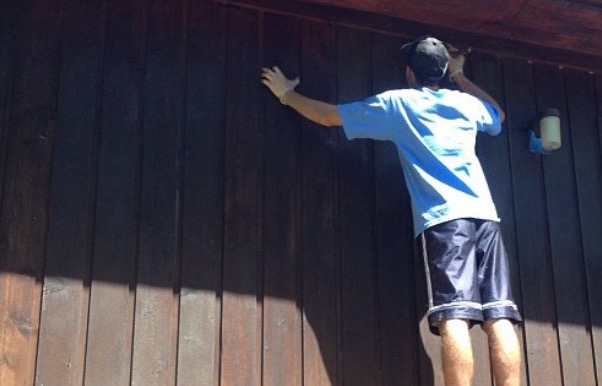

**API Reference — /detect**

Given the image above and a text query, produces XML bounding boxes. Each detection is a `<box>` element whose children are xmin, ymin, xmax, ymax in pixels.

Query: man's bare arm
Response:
<box><xmin>447</xmin><ymin>47</ymin><xmax>506</xmax><ymax>123</ymax></box>
<box><xmin>261</xmin><ymin>66</ymin><xmax>342</xmax><ymax>127</ymax></box>
<box><xmin>452</xmin><ymin>73</ymin><xmax>506</xmax><ymax>123</ymax></box>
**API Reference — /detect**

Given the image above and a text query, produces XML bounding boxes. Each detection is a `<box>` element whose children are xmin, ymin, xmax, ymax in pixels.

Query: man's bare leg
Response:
<box><xmin>439</xmin><ymin>319</ymin><xmax>473</xmax><ymax>386</ymax></box>
<box><xmin>483</xmin><ymin>318</ymin><xmax>521</xmax><ymax>386</ymax></box>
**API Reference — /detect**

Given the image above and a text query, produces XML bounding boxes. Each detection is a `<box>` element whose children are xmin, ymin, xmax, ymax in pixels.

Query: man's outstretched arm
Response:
<box><xmin>447</xmin><ymin>47</ymin><xmax>506</xmax><ymax>123</ymax></box>
<box><xmin>261</xmin><ymin>66</ymin><xmax>342</xmax><ymax>127</ymax></box>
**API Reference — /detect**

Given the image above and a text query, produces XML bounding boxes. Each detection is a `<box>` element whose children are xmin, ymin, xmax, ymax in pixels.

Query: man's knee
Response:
<box><xmin>483</xmin><ymin>318</ymin><xmax>516</xmax><ymax>337</ymax></box>
<box><xmin>439</xmin><ymin>319</ymin><xmax>472</xmax><ymax>350</ymax></box>
<box><xmin>440</xmin><ymin>319</ymin><xmax>471</xmax><ymax>334</ymax></box>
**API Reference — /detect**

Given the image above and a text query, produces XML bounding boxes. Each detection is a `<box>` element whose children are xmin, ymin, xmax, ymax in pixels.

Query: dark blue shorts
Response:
<box><xmin>419</xmin><ymin>218</ymin><xmax>522</xmax><ymax>335</ymax></box>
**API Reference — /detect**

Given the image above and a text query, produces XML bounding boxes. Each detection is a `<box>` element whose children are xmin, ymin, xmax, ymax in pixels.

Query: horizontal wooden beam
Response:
<box><xmin>221</xmin><ymin>0</ymin><xmax>602</xmax><ymax>73</ymax></box>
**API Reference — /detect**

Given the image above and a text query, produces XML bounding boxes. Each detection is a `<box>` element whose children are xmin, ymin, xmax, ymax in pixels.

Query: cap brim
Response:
<box><xmin>400</xmin><ymin>41</ymin><xmax>414</xmax><ymax>56</ymax></box>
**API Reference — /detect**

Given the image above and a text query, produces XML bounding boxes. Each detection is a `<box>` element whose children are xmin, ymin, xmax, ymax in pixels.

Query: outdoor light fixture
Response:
<box><xmin>529</xmin><ymin>108</ymin><xmax>561</xmax><ymax>154</ymax></box>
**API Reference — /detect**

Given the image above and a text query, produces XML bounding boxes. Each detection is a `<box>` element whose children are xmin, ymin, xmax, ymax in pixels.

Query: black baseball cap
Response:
<box><xmin>400</xmin><ymin>35</ymin><xmax>449</xmax><ymax>82</ymax></box>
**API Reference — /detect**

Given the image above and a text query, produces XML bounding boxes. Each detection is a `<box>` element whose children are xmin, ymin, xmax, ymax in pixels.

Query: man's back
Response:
<box><xmin>338</xmin><ymin>86</ymin><xmax>502</xmax><ymax>236</ymax></box>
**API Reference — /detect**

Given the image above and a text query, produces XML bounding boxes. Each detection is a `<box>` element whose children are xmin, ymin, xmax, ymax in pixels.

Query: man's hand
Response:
<box><xmin>261</xmin><ymin>66</ymin><xmax>300</xmax><ymax>100</ymax></box>
<box><xmin>446</xmin><ymin>44</ymin><xmax>467</xmax><ymax>81</ymax></box>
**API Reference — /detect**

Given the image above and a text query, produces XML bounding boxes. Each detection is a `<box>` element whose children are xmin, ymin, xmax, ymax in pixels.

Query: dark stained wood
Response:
<box><xmin>535</xmin><ymin>64</ymin><xmax>597</xmax><ymax>385</ymax></box>
<box><xmin>299</xmin><ymin>19</ymin><xmax>340</xmax><ymax>386</ymax></box>
<box><xmin>221</xmin><ymin>0</ymin><xmax>602</xmax><ymax>73</ymax></box>
<box><xmin>220</xmin><ymin>6</ymin><xmax>263</xmax><ymax>386</ymax></box>
<box><xmin>591</xmin><ymin>75</ymin><xmax>602</xmax><ymax>384</ymax></box>
<box><xmin>371</xmin><ymin>33</ymin><xmax>422</xmax><ymax>385</ymax></box>
<box><xmin>503</xmin><ymin>57</ymin><xmax>563</xmax><ymax>386</ymax></box>
<box><xmin>0</xmin><ymin>0</ymin><xmax>14</xmax><ymax>206</ymax></box>
<box><xmin>176</xmin><ymin>1</ymin><xmax>225</xmax><ymax>385</ymax></box>
<box><xmin>130</xmin><ymin>0</ymin><xmax>183</xmax><ymax>384</ymax></box>
<box><xmin>262</xmin><ymin>12</ymin><xmax>304</xmax><ymax>386</ymax></box>
<box><xmin>0</xmin><ymin>1</ymin><xmax>602</xmax><ymax>385</ymax></box>
<box><xmin>414</xmin><ymin>247</ymin><xmax>445</xmax><ymax>385</ymax></box>
<box><xmin>471</xmin><ymin>52</ymin><xmax>529</xmax><ymax>385</ymax></box>
<box><xmin>336</xmin><ymin>26</ymin><xmax>380</xmax><ymax>386</ymax></box>
<box><xmin>565</xmin><ymin>69</ymin><xmax>602</xmax><ymax>386</ymax></box>
<box><xmin>83</xmin><ymin>1</ymin><xmax>145</xmax><ymax>384</ymax></box>
<box><xmin>34</xmin><ymin>4</ymin><xmax>103</xmax><ymax>385</ymax></box>
<box><xmin>289</xmin><ymin>0</ymin><xmax>602</xmax><ymax>65</ymax></box>
<box><xmin>0</xmin><ymin>0</ymin><xmax>61</xmax><ymax>384</ymax></box>
<box><xmin>460</xmin><ymin>56</ymin><xmax>491</xmax><ymax>386</ymax></box>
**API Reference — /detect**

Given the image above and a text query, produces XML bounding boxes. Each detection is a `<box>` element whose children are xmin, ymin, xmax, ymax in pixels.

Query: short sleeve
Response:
<box><xmin>476</xmin><ymin>99</ymin><xmax>502</xmax><ymax>136</ymax></box>
<box><xmin>337</xmin><ymin>92</ymin><xmax>398</xmax><ymax>142</ymax></box>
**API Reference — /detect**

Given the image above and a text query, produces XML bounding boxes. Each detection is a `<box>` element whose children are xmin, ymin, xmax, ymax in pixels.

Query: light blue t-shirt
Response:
<box><xmin>338</xmin><ymin>87</ymin><xmax>502</xmax><ymax>237</ymax></box>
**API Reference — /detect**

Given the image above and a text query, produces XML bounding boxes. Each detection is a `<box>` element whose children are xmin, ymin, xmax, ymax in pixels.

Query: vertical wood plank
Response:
<box><xmin>262</xmin><ymin>12</ymin><xmax>303</xmax><ymax>386</ymax></box>
<box><xmin>535</xmin><ymin>65</ymin><xmax>597</xmax><ymax>386</ymax></box>
<box><xmin>176</xmin><ymin>1</ymin><xmax>225</xmax><ymax>385</ymax></box>
<box><xmin>471</xmin><ymin>51</ymin><xmax>529</xmax><ymax>386</ymax></box>
<box><xmin>566</xmin><ymin>69</ymin><xmax>602</xmax><ymax>386</ymax></box>
<box><xmin>336</xmin><ymin>26</ymin><xmax>379</xmax><ymax>386</ymax></box>
<box><xmin>220</xmin><ymin>6</ymin><xmax>263</xmax><ymax>386</ymax></box>
<box><xmin>415</xmin><ymin>247</ymin><xmax>445</xmax><ymax>386</ymax></box>
<box><xmin>371</xmin><ymin>33</ymin><xmax>422</xmax><ymax>385</ymax></box>
<box><xmin>0</xmin><ymin>1</ymin><xmax>61</xmax><ymax>384</ymax></box>
<box><xmin>591</xmin><ymin>73</ymin><xmax>602</xmax><ymax>385</ymax></box>
<box><xmin>0</xmin><ymin>0</ymin><xmax>15</xmax><ymax>204</ymax></box>
<box><xmin>35</xmin><ymin>4</ymin><xmax>103</xmax><ymax>385</ymax></box>
<box><xmin>83</xmin><ymin>1</ymin><xmax>147</xmax><ymax>384</ymax></box>
<box><xmin>130</xmin><ymin>0</ymin><xmax>184</xmax><ymax>384</ymax></box>
<box><xmin>299</xmin><ymin>19</ymin><xmax>340</xmax><ymax>386</ymax></box>
<box><xmin>503</xmin><ymin>57</ymin><xmax>563</xmax><ymax>385</ymax></box>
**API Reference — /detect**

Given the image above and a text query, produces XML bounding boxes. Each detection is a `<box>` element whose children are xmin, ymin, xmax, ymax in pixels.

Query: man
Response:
<box><xmin>261</xmin><ymin>35</ymin><xmax>522</xmax><ymax>386</ymax></box>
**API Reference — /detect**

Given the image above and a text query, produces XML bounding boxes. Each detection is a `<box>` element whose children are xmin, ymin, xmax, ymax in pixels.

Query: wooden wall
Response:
<box><xmin>0</xmin><ymin>0</ymin><xmax>601</xmax><ymax>385</ymax></box>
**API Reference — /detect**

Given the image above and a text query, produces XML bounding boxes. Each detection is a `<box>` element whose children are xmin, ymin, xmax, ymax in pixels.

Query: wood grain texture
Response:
<box><xmin>262</xmin><ymin>12</ymin><xmax>304</xmax><ymax>386</ymax></box>
<box><xmin>565</xmin><ymin>69</ymin><xmax>602</xmax><ymax>386</ymax></box>
<box><xmin>0</xmin><ymin>0</ymin><xmax>14</xmax><ymax>208</ymax></box>
<box><xmin>130</xmin><ymin>0</ymin><xmax>183</xmax><ymax>384</ymax></box>
<box><xmin>176</xmin><ymin>1</ymin><xmax>225</xmax><ymax>385</ymax></box>
<box><xmin>336</xmin><ymin>25</ymin><xmax>380</xmax><ymax>386</ymax></box>
<box><xmin>220</xmin><ymin>6</ymin><xmax>263</xmax><ymax>386</ymax></box>
<box><xmin>535</xmin><ymin>65</ymin><xmax>596</xmax><ymax>386</ymax></box>
<box><xmin>0</xmin><ymin>0</ymin><xmax>61</xmax><ymax>384</ymax></box>
<box><xmin>591</xmin><ymin>74</ymin><xmax>602</xmax><ymax>385</ymax></box>
<box><xmin>83</xmin><ymin>1</ymin><xmax>146</xmax><ymax>384</ymax></box>
<box><xmin>0</xmin><ymin>1</ymin><xmax>601</xmax><ymax>385</ymax></box>
<box><xmin>218</xmin><ymin>0</ymin><xmax>602</xmax><ymax>73</ymax></box>
<box><xmin>371</xmin><ymin>33</ymin><xmax>422</xmax><ymax>386</ymax></box>
<box><xmin>471</xmin><ymin>52</ymin><xmax>529</xmax><ymax>386</ymax></box>
<box><xmin>34</xmin><ymin>4</ymin><xmax>103</xmax><ymax>385</ymax></box>
<box><xmin>299</xmin><ymin>19</ymin><xmax>340</xmax><ymax>386</ymax></box>
<box><xmin>503</xmin><ymin>57</ymin><xmax>563</xmax><ymax>386</ymax></box>
<box><xmin>289</xmin><ymin>0</ymin><xmax>602</xmax><ymax>61</ymax></box>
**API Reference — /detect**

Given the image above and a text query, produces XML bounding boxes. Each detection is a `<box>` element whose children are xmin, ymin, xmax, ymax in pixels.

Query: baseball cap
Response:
<box><xmin>400</xmin><ymin>35</ymin><xmax>449</xmax><ymax>82</ymax></box>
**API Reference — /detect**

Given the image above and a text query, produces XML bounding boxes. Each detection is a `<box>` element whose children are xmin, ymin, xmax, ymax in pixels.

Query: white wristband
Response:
<box><xmin>279</xmin><ymin>88</ymin><xmax>292</xmax><ymax>105</ymax></box>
